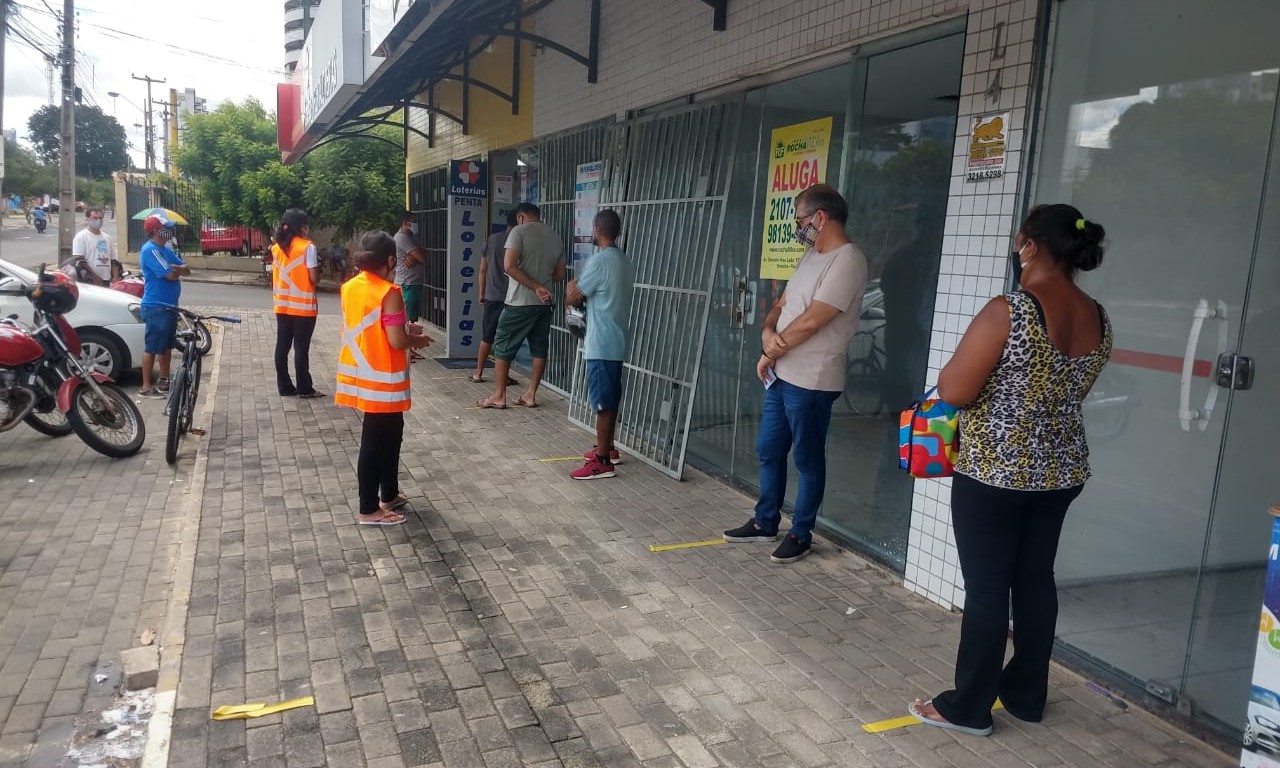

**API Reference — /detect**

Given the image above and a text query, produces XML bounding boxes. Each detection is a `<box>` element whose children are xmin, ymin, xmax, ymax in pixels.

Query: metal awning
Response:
<box><xmin>297</xmin><ymin>0</ymin><xmax>728</xmax><ymax>159</ymax></box>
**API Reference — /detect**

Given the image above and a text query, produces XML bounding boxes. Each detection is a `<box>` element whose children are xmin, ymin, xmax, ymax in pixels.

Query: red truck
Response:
<box><xmin>200</xmin><ymin>223</ymin><xmax>267</xmax><ymax>257</ymax></box>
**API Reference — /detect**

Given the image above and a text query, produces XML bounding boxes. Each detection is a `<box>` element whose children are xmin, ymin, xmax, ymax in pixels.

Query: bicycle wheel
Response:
<box><xmin>194</xmin><ymin>321</ymin><xmax>213</xmax><ymax>357</ymax></box>
<box><xmin>180</xmin><ymin>360</ymin><xmax>200</xmax><ymax>434</ymax></box>
<box><xmin>842</xmin><ymin>359</ymin><xmax>885</xmax><ymax>416</ymax></box>
<box><xmin>164</xmin><ymin>373</ymin><xmax>188</xmax><ymax>465</ymax></box>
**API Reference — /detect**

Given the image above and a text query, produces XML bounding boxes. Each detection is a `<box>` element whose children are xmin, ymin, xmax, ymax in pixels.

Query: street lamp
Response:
<box><xmin>107</xmin><ymin>91</ymin><xmax>120</xmax><ymax>117</ymax></box>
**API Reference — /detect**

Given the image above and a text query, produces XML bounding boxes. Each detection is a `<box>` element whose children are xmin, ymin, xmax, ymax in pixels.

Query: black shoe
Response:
<box><xmin>279</xmin><ymin>389</ymin><xmax>298</xmax><ymax>397</ymax></box>
<box><xmin>770</xmin><ymin>534</ymin><xmax>811</xmax><ymax>564</ymax></box>
<box><xmin>723</xmin><ymin>519</ymin><xmax>778</xmax><ymax>543</ymax></box>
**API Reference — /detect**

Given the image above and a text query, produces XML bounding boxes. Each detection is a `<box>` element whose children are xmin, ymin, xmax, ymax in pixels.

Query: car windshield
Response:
<box><xmin>0</xmin><ymin>261</ymin><xmax>39</xmax><ymax>284</ymax></box>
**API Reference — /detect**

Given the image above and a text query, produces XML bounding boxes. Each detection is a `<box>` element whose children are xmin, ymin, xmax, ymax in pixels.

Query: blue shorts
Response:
<box><xmin>141</xmin><ymin>305</ymin><xmax>178</xmax><ymax>355</ymax></box>
<box><xmin>587</xmin><ymin>360</ymin><xmax>624</xmax><ymax>413</ymax></box>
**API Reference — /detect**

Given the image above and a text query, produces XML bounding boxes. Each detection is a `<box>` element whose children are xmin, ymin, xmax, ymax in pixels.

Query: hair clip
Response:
<box><xmin>1075</xmin><ymin>218</ymin><xmax>1086</xmax><ymax>231</ymax></box>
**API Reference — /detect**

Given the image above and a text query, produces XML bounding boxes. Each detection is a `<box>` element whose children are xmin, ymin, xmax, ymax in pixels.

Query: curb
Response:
<box><xmin>140</xmin><ymin>329</ymin><xmax>224</xmax><ymax>768</ymax></box>
<box><xmin>183</xmin><ymin>275</ymin><xmax>342</xmax><ymax>293</ymax></box>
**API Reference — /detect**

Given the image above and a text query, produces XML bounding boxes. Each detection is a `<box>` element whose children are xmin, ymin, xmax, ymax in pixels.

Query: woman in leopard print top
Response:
<box><xmin>910</xmin><ymin>204</ymin><xmax>1112</xmax><ymax>737</ymax></box>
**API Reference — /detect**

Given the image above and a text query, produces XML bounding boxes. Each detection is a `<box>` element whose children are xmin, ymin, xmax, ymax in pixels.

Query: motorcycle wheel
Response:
<box><xmin>67</xmin><ymin>382</ymin><xmax>146</xmax><ymax>458</ymax></box>
<box><xmin>24</xmin><ymin>408</ymin><xmax>73</xmax><ymax>437</ymax></box>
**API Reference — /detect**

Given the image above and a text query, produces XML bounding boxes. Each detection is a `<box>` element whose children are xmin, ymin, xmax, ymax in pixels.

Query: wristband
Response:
<box><xmin>762</xmin><ymin>351</ymin><xmax>775</xmax><ymax>360</ymax></box>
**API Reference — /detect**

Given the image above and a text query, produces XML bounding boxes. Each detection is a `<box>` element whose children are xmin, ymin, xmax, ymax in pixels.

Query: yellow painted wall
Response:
<box><xmin>406</xmin><ymin>33</ymin><xmax>536</xmax><ymax>176</ymax></box>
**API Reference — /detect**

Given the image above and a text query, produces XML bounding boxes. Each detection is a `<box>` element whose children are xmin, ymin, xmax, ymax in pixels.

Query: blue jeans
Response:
<box><xmin>754</xmin><ymin>378</ymin><xmax>839</xmax><ymax>542</ymax></box>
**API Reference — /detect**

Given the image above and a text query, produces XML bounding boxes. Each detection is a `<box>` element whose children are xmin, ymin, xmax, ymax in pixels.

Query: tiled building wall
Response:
<box><xmin>534</xmin><ymin>0</ymin><xmax>971</xmax><ymax>136</ymax></box>
<box><xmin>530</xmin><ymin>0</ymin><xmax>1044</xmax><ymax>610</ymax></box>
<box><xmin>908</xmin><ymin>0</ymin><xmax>1042</xmax><ymax>609</ymax></box>
<box><xmin>405</xmin><ymin>34</ymin><xmax>537</xmax><ymax>175</ymax></box>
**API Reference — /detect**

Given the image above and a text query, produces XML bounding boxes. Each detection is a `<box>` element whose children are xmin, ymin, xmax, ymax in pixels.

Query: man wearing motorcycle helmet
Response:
<box><xmin>138</xmin><ymin>214</ymin><xmax>191</xmax><ymax>397</ymax></box>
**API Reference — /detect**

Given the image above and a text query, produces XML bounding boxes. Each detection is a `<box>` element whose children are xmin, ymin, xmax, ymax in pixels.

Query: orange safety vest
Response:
<box><xmin>335</xmin><ymin>272</ymin><xmax>410</xmax><ymax>413</ymax></box>
<box><xmin>271</xmin><ymin>237</ymin><xmax>319</xmax><ymax>317</ymax></box>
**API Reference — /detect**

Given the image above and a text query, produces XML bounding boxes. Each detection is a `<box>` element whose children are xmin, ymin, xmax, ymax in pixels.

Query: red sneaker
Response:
<box><xmin>571</xmin><ymin>456</ymin><xmax>616</xmax><ymax>480</ymax></box>
<box><xmin>582</xmin><ymin>447</ymin><xmax>622</xmax><ymax>464</ymax></box>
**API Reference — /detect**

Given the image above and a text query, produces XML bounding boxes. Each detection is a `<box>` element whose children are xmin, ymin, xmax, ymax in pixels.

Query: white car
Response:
<box><xmin>0</xmin><ymin>259</ymin><xmax>145</xmax><ymax>380</ymax></box>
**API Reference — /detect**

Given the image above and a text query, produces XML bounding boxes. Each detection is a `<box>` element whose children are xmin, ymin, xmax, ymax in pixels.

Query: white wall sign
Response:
<box><xmin>445</xmin><ymin>176</ymin><xmax>488</xmax><ymax>357</ymax></box>
<box><xmin>368</xmin><ymin>0</ymin><xmax>418</xmax><ymax>57</ymax></box>
<box><xmin>297</xmin><ymin>0</ymin><xmax>365</xmax><ymax>135</ymax></box>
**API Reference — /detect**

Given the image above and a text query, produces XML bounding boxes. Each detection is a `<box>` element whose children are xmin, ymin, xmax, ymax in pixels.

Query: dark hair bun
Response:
<box><xmin>1075</xmin><ymin>220</ymin><xmax>1105</xmax><ymax>272</ymax></box>
<box><xmin>1020</xmin><ymin>204</ymin><xmax>1106</xmax><ymax>274</ymax></box>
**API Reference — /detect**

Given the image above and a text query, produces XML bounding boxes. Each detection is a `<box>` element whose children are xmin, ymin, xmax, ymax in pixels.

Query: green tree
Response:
<box><xmin>303</xmin><ymin>127</ymin><xmax>404</xmax><ymax>240</ymax></box>
<box><xmin>175</xmin><ymin>99</ymin><xmax>303</xmax><ymax>233</ymax></box>
<box><xmin>3</xmin><ymin>139</ymin><xmax>57</xmax><ymax>197</ymax></box>
<box><xmin>26</xmin><ymin>104</ymin><xmax>129</xmax><ymax>178</ymax></box>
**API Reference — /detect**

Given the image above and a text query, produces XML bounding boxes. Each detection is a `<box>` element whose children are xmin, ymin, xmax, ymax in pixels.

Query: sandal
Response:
<box><xmin>475</xmin><ymin>399</ymin><xmax>506</xmax><ymax>409</ymax></box>
<box><xmin>358</xmin><ymin>510</ymin><xmax>406</xmax><ymax>526</ymax></box>
<box><xmin>468</xmin><ymin>374</ymin><xmax>486</xmax><ymax>383</ymax></box>
<box><xmin>907</xmin><ymin>700</ymin><xmax>992</xmax><ymax>737</ymax></box>
<box><xmin>298</xmin><ymin>390</ymin><xmax>327</xmax><ymax>399</ymax></box>
<box><xmin>515</xmin><ymin>396</ymin><xmax>537</xmax><ymax>408</ymax></box>
<box><xmin>382</xmin><ymin>495</ymin><xmax>409</xmax><ymax>511</ymax></box>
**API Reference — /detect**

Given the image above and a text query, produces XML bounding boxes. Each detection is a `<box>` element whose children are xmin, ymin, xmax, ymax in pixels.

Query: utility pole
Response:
<box><xmin>131</xmin><ymin>73</ymin><xmax>165</xmax><ymax>173</ymax></box>
<box><xmin>1</xmin><ymin>0</ymin><xmax>9</xmax><ymax>249</ymax></box>
<box><xmin>57</xmin><ymin>0</ymin><xmax>75</xmax><ymax>264</ymax></box>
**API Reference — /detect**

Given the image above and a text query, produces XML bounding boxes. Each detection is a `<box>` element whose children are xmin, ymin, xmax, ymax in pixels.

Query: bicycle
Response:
<box><xmin>161</xmin><ymin>307</ymin><xmax>240</xmax><ymax>464</ymax></box>
<box><xmin>843</xmin><ymin>325</ymin><xmax>888</xmax><ymax>416</ymax></box>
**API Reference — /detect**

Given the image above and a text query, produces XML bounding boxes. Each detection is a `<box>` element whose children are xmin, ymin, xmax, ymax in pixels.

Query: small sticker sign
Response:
<box><xmin>966</xmin><ymin>112</ymin><xmax>1009</xmax><ymax>182</ymax></box>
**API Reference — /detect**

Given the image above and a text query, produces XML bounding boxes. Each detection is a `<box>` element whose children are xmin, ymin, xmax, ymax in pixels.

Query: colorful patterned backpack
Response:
<box><xmin>898</xmin><ymin>387</ymin><xmax>960</xmax><ymax>479</ymax></box>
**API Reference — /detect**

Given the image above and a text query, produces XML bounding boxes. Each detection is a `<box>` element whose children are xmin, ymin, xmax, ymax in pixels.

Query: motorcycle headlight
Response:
<box><xmin>128</xmin><ymin>303</ymin><xmax>143</xmax><ymax>322</ymax></box>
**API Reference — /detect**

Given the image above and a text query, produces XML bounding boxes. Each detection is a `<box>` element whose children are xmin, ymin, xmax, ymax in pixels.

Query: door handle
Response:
<box><xmin>1178</xmin><ymin>298</ymin><xmax>1229</xmax><ymax>431</ymax></box>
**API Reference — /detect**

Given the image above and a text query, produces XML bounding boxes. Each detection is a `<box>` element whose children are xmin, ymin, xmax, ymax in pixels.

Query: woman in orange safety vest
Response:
<box><xmin>337</xmin><ymin>231</ymin><xmax>434</xmax><ymax>525</ymax></box>
<box><xmin>271</xmin><ymin>208</ymin><xmax>324</xmax><ymax>397</ymax></box>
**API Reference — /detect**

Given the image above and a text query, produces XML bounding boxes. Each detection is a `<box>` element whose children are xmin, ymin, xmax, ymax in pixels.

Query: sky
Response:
<box><xmin>3</xmin><ymin>0</ymin><xmax>286</xmax><ymax>168</ymax></box>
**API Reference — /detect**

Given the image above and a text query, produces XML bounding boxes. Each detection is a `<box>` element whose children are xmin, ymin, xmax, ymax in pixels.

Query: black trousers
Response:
<box><xmin>275</xmin><ymin>314</ymin><xmax>317</xmax><ymax>395</ymax></box>
<box><xmin>933</xmin><ymin>473</ymin><xmax>1083</xmax><ymax>729</ymax></box>
<box><xmin>358</xmin><ymin>412</ymin><xmax>404</xmax><ymax>514</ymax></box>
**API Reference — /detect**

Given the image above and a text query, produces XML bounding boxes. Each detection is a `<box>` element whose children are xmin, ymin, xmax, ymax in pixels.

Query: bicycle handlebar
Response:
<box><xmin>149</xmin><ymin>303</ymin><xmax>241</xmax><ymax>324</ymax></box>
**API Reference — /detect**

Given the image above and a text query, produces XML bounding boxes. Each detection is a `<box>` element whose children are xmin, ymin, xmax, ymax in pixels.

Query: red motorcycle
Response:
<box><xmin>0</xmin><ymin>267</ymin><xmax>145</xmax><ymax>458</ymax></box>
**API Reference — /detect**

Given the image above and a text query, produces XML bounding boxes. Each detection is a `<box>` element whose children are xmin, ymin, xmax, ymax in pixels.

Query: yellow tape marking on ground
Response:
<box><xmin>862</xmin><ymin>701</ymin><xmax>1004</xmax><ymax>734</ymax></box>
<box><xmin>648</xmin><ymin>539</ymin><xmax>727</xmax><ymax>553</ymax></box>
<box><xmin>211</xmin><ymin>696</ymin><xmax>315</xmax><ymax>720</ymax></box>
<box><xmin>539</xmin><ymin>456</ymin><xmax>583</xmax><ymax>463</ymax></box>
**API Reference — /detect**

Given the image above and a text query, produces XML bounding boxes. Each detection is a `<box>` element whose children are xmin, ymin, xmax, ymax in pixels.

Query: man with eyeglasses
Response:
<box><xmin>723</xmin><ymin>184</ymin><xmax>869</xmax><ymax>564</ymax></box>
<box><xmin>70</xmin><ymin>207</ymin><xmax>117</xmax><ymax>286</ymax></box>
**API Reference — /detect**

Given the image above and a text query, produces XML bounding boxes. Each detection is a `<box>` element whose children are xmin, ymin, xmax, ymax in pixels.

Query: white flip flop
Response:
<box><xmin>907</xmin><ymin>700</ymin><xmax>993</xmax><ymax>737</ymax></box>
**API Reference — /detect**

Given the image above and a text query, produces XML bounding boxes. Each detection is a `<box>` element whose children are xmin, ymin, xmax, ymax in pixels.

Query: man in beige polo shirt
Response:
<box><xmin>723</xmin><ymin>184</ymin><xmax>868</xmax><ymax>564</ymax></box>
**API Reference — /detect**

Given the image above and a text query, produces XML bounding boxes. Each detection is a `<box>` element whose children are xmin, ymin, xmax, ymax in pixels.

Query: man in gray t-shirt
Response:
<box><xmin>394</xmin><ymin>210</ymin><xmax>427</xmax><ymax>312</ymax></box>
<box><xmin>476</xmin><ymin>203</ymin><xmax>565</xmax><ymax>410</ymax></box>
<box><xmin>472</xmin><ymin>211</ymin><xmax>518</xmax><ymax>385</ymax></box>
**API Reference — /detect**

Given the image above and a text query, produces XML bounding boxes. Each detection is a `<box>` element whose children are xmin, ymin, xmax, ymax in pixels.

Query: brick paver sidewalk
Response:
<box><xmin>161</xmin><ymin>310</ymin><xmax>1230</xmax><ymax>768</ymax></box>
<box><xmin>0</xmin><ymin>370</ymin><xmax>196</xmax><ymax>767</ymax></box>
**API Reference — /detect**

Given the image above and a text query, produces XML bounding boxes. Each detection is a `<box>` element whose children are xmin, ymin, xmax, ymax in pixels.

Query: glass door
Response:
<box><xmin>1184</xmin><ymin>91</ymin><xmax>1280</xmax><ymax>732</ymax></box>
<box><xmin>685</xmin><ymin>25</ymin><xmax>961</xmax><ymax>569</ymax></box>
<box><xmin>1033</xmin><ymin>0</ymin><xmax>1280</xmax><ymax>736</ymax></box>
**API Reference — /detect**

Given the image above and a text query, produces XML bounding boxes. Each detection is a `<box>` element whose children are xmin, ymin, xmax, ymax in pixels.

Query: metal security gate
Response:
<box><xmin>534</xmin><ymin>122</ymin><xmax>609</xmax><ymax>395</ymax></box>
<box><xmin>409</xmin><ymin>167</ymin><xmax>448</xmax><ymax>329</ymax></box>
<box><xmin>565</xmin><ymin>99</ymin><xmax>744</xmax><ymax>478</ymax></box>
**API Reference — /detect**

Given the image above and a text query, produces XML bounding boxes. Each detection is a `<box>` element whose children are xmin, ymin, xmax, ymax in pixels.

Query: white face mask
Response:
<box><xmin>87</xmin><ymin>218</ymin><xmax>103</xmax><ymax>231</ymax></box>
<box><xmin>408</xmin><ymin>223</ymin><xmax>419</xmax><ymax>235</ymax></box>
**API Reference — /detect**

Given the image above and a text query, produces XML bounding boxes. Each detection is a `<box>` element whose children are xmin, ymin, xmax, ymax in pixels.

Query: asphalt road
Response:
<box><xmin>0</xmin><ymin>213</ymin><xmax>341</xmax><ymax>312</ymax></box>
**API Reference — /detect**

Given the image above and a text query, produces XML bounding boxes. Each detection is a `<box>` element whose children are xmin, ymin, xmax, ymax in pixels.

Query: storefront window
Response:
<box><xmin>686</xmin><ymin>26</ymin><xmax>963</xmax><ymax>569</ymax></box>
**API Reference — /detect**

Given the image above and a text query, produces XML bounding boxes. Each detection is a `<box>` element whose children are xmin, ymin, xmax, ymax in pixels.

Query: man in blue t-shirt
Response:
<box><xmin>138</xmin><ymin>214</ymin><xmax>191</xmax><ymax>397</ymax></box>
<box><xmin>565</xmin><ymin>210</ymin><xmax>634</xmax><ymax>480</ymax></box>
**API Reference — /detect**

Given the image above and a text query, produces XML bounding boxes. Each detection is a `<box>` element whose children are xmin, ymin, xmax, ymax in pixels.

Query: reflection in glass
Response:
<box><xmin>1036</xmin><ymin>0</ymin><xmax>1280</xmax><ymax>739</ymax></box>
